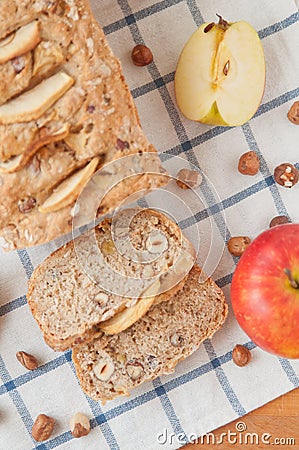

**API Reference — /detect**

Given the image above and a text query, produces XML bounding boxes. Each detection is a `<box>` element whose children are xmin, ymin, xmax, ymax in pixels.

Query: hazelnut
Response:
<box><xmin>18</xmin><ymin>196</ymin><xmax>37</xmax><ymax>214</ymax></box>
<box><xmin>16</xmin><ymin>351</ymin><xmax>38</xmax><ymax>370</ymax></box>
<box><xmin>170</xmin><ymin>333</ymin><xmax>184</xmax><ymax>347</ymax></box>
<box><xmin>87</xmin><ymin>104</ymin><xmax>95</xmax><ymax>114</ymax></box>
<box><xmin>232</xmin><ymin>344</ymin><xmax>252</xmax><ymax>367</ymax></box>
<box><xmin>126</xmin><ymin>360</ymin><xmax>144</xmax><ymax>380</ymax></box>
<box><xmin>238</xmin><ymin>151</ymin><xmax>260</xmax><ymax>175</ymax></box>
<box><xmin>146</xmin><ymin>231</ymin><xmax>168</xmax><ymax>254</ymax></box>
<box><xmin>131</xmin><ymin>44</ymin><xmax>153</xmax><ymax>67</ymax></box>
<box><xmin>94</xmin><ymin>292</ymin><xmax>109</xmax><ymax>304</ymax></box>
<box><xmin>176</xmin><ymin>168</ymin><xmax>203</xmax><ymax>190</ymax></box>
<box><xmin>269</xmin><ymin>215</ymin><xmax>290</xmax><ymax>228</ymax></box>
<box><xmin>274</xmin><ymin>163</ymin><xmax>299</xmax><ymax>188</ymax></box>
<box><xmin>147</xmin><ymin>355</ymin><xmax>159</xmax><ymax>371</ymax></box>
<box><xmin>12</xmin><ymin>56</ymin><xmax>25</xmax><ymax>74</ymax></box>
<box><xmin>93</xmin><ymin>359</ymin><xmax>114</xmax><ymax>381</ymax></box>
<box><xmin>287</xmin><ymin>101</ymin><xmax>299</xmax><ymax>125</ymax></box>
<box><xmin>101</xmin><ymin>239</ymin><xmax>116</xmax><ymax>255</ymax></box>
<box><xmin>227</xmin><ymin>236</ymin><xmax>251</xmax><ymax>257</ymax></box>
<box><xmin>32</xmin><ymin>414</ymin><xmax>55</xmax><ymax>442</ymax></box>
<box><xmin>70</xmin><ymin>412</ymin><xmax>90</xmax><ymax>438</ymax></box>
<box><xmin>204</xmin><ymin>22</ymin><xmax>215</xmax><ymax>33</ymax></box>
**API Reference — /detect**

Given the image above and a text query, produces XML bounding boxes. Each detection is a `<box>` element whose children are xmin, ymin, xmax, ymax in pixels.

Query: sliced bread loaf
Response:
<box><xmin>72</xmin><ymin>265</ymin><xmax>228</xmax><ymax>403</ymax></box>
<box><xmin>27</xmin><ymin>208</ymin><xmax>195</xmax><ymax>351</ymax></box>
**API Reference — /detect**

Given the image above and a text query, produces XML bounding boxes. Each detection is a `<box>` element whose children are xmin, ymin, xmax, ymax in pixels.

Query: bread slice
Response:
<box><xmin>27</xmin><ymin>209</ymin><xmax>196</xmax><ymax>351</ymax></box>
<box><xmin>72</xmin><ymin>265</ymin><xmax>228</xmax><ymax>403</ymax></box>
<box><xmin>0</xmin><ymin>0</ymin><xmax>167</xmax><ymax>249</ymax></box>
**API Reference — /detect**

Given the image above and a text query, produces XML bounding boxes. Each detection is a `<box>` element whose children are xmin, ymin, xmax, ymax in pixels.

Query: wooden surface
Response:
<box><xmin>184</xmin><ymin>388</ymin><xmax>299</xmax><ymax>449</ymax></box>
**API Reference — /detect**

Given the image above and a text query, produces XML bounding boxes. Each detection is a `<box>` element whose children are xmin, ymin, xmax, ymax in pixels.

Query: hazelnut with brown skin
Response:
<box><xmin>227</xmin><ymin>236</ymin><xmax>251</xmax><ymax>257</ymax></box>
<box><xmin>238</xmin><ymin>151</ymin><xmax>260</xmax><ymax>175</ymax></box>
<box><xmin>70</xmin><ymin>413</ymin><xmax>90</xmax><ymax>438</ymax></box>
<box><xmin>131</xmin><ymin>44</ymin><xmax>153</xmax><ymax>67</ymax></box>
<box><xmin>232</xmin><ymin>344</ymin><xmax>252</xmax><ymax>367</ymax></box>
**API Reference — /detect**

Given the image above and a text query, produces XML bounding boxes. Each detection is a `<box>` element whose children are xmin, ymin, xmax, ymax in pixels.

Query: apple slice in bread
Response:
<box><xmin>39</xmin><ymin>157</ymin><xmax>100</xmax><ymax>213</ymax></box>
<box><xmin>0</xmin><ymin>71</ymin><xmax>74</xmax><ymax>124</ymax></box>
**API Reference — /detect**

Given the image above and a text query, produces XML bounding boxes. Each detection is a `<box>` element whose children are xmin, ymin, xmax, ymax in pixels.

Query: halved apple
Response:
<box><xmin>175</xmin><ymin>15</ymin><xmax>266</xmax><ymax>126</ymax></box>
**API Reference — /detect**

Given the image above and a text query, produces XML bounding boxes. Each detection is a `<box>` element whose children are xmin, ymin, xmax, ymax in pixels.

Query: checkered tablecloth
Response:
<box><xmin>1</xmin><ymin>1</ymin><xmax>299</xmax><ymax>449</ymax></box>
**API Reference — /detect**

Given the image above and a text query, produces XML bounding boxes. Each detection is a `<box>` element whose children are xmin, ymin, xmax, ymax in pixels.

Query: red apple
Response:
<box><xmin>231</xmin><ymin>224</ymin><xmax>299</xmax><ymax>358</ymax></box>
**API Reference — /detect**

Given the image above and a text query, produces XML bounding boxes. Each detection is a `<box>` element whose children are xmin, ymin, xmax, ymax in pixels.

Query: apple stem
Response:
<box><xmin>284</xmin><ymin>268</ymin><xmax>299</xmax><ymax>289</ymax></box>
<box><xmin>216</xmin><ymin>14</ymin><xmax>229</xmax><ymax>30</ymax></box>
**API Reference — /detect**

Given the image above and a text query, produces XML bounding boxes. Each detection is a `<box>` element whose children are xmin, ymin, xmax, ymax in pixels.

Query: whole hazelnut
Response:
<box><xmin>131</xmin><ymin>44</ymin><xmax>153</xmax><ymax>67</ymax></box>
<box><xmin>274</xmin><ymin>163</ymin><xmax>299</xmax><ymax>188</ymax></box>
<box><xmin>232</xmin><ymin>344</ymin><xmax>252</xmax><ymax>367</ymax></box>
<box><xmin>238</xmin><ymin>151</ymin><xmax>260</xmax><ymax>175</ymax></box>
<box><xmin>287</xmin><ymin>101</ymin><xmax>299</xmax><ymax>125</ymax></box>
<box><xmin>269</xmin><ymin>215</ymin><xmax>290</xmax><ymax>228</ymax></box>
<box><xmin>227</xmin><ymin>236</ymin><xmax>251</xmax><ymax>257</ymax></box>
<box><xmin>18</xmin><ymin>196</ymin><xmax>37</xmax><ymax>214</ymax></box>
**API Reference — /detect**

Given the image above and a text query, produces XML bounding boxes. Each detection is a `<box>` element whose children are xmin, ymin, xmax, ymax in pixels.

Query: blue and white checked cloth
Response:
<box><xmin>1</xmin><ymin>1</ymin><xmax>299</xmax><ymax>449</ymax></box>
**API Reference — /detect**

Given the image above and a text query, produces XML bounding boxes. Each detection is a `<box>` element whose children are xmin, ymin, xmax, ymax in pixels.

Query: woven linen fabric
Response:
<box><xmin>1</xmin><ymin>1</ymin><xmax>299</xmax><ymax>449</ymax></box>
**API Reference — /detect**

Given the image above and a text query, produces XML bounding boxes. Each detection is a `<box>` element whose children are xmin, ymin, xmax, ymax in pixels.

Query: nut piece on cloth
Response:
<box><xmin>232</xmin><ymin>344</ymin><xmax>252</xmax><ymax>367</ymax></box>
<box><xmin>238</xmin><ymin>151</ymin><xmax>260</xmax><ymax>175</ymax></box>
<box><xmin>287</xmin><ymin>101</ymin><xmax>299</xmax><ymax>124</ymax></box>
<box><xmin>31</xmin><ymin>414</ymin><xmax>55</xmax><ymax>442</ymax></box>
<box><xmin>70</xmin><ymin>413</ymin><xmax>90</xmax><ymax>438</ymax></box>
<box><xmin>131</xmin><ymin>44</ymin><xmax>153</xmax><ymax>66</ymax></box>
<box><xmin>227</xmin><ymin>236</ymin><xmax>251</xmax><ymax>257</ymax></box>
